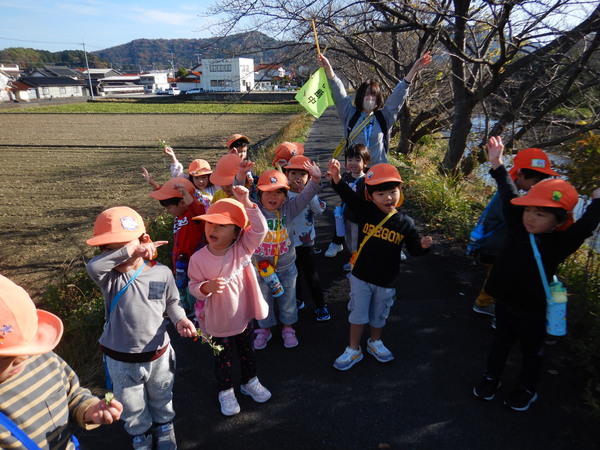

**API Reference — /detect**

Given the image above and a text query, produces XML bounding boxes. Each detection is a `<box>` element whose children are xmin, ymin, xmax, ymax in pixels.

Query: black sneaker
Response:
<box><xmin>504</xmin><ymin>386</ymin><xmax>538</xmax><ymax>411</ymax></box>
<box><xmin>473</xmin><ymin>374</ymin><xmax>500</xmax><ymax>400</ymax></box>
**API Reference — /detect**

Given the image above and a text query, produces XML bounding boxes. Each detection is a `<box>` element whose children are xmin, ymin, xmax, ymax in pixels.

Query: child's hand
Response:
<box><xmin>421</xmin><ymin>236</ymin><xmax>433</xmax><ymax>249</ymax></box>
<box><xmin>304</xmin><ymin>160</ymin><xmax>322</xmax><ymax>183</ymax></box>
<box><xmin>141</xmin><ymin>167</ymin><xmax>160</xmax><ymax>190</ymax></box>
<box><xmin>163</xmin><ymin>145</ymin><xmax>175</xmax><ymax>157</ymax></box>
<box><xmin>129</xmin><ymin>240</ymin><xmax>168</xmax><ymax>260</ymax></box>
<box><xmin>239</xmin><ymin>159</ymin><xmax>255</xmax><ymax>174</ymax></box>
<box><xmin>174</xmin><ymin>183</ymin><xmax>193</xmax><ymax>205</ymax></box>
<box><xmin>176</xmin><ymin>318</ymin><xmax>196</xmax><ymax>338</ymax></box>
<box><xmin>84</xmin><ymin>397</ymin><xmax>123</xmax><ymax>425</ymax></box>
<box><xmin>232</xmin><ymin>185</ymin><xmax>252</xmax><ymax>208</ymax></box>
<box><xmin>591</xmin><ymin>187</ymin><xmax>600</xmax><ymax>200</ymax></box>
<box><xmin>486</xmin><ymin>136</ymin><xmax>504</xmax><ymax>169</ymax></box>
<box><xmin>200</xmin><ymin>278</ymin><xmax>227</xmax><ymax>295</ymax></box>
<box><xmin>327</xmin><ymin>159</ymin><xmax>342</xmax><ymax>183</ymax></box>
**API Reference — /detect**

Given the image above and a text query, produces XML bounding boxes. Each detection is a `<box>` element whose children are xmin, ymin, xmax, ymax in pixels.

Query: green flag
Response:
<box><xmin>295</xmin><ymin>67</ymin><xmax>335</xmax><ymax>118</ymax></box>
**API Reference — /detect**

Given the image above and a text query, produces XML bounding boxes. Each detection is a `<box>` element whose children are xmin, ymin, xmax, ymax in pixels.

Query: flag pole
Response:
<box><xmin>311</xmin><ymin>20</ymin><xmax>321</xmax><ymax>56</ymax></box>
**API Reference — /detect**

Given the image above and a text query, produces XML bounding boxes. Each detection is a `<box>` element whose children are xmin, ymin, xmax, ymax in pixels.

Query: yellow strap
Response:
<box><xmin>352</xmin><ymin>211</ymin><xmax>396</xmax><ymax>267</ymax></box>
<box><xmin>332</xmin><ymin>112</ymin><xmax>374</xmax><ymax>159</ymax></box>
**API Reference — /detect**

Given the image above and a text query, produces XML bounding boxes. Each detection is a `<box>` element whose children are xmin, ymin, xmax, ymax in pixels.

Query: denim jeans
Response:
<box><xmin>257</xmin><ymin>263</ymin><xmax>298</xmax><ymax>328</ymax></box>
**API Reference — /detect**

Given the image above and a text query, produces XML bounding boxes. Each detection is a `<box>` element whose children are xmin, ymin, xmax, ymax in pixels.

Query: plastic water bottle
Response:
<box><xmin>546</xmin><ymin>276</ymin><xmax>568</xmax><ymax>336</ymax></box>
<box><xmin>257</xmin><ymin>260</ymin><xmax>284</xmax><ymax>297</ymax></box>
<box><xmin>334</xmin><ymin>205</ymin><xmax>346</xmax><ymax>237</ymax></box>
<box><xmin>175</xmin><ymin>254</ymin><xmax>189</xmax><ymax>289</ymax></box>
<box><xmin>466</xmin><ymin>223</ymin><xmax>485</xmax><ymax>255</ymax></box>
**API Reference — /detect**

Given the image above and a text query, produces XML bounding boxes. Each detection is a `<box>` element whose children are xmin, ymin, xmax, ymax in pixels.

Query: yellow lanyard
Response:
<box><xmin>352</xmin><ymin>211</ymin><xmax>396</xmax><ymax>266</ymax></box>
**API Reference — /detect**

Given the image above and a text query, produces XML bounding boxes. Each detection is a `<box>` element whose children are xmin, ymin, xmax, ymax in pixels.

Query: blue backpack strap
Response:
<box><xmin>0</xmin><ymin>410</ymin><xmax>41</xmax><ymax>450</ymax></box>
<box><xmin>374</xmin><ymin>110</ymin><xmax>389</xmax><ymax>153</ymax></box>
<box><xmin>529</xmin><ymin>233</ymin><xmax>553</xmax><ymax>300</ymax></box>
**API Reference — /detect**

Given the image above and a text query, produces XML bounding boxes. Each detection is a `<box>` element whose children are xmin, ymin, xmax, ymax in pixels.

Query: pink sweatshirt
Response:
<box><xmin>188</xmin><ymin>204</ymin><xmax>269</xmax><ymax>337</ymax></box>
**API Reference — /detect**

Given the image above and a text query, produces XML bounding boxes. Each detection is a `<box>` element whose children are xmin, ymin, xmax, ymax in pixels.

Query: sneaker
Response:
<box><xmin>315</xmin><ymin>306</ymin><xmax>331</xmax><ymax>321</ymax></box>
<box><xmin>366</xmin><ymin>338</ymin><xmax>394</xmax><ymax>362</ymax></box>
<box><xmin>314</xmin><ymin>247</ymin><xmax>322</xmax><ymax>255</ymax></box>
<box><xmin>132</xmin><ymin>433</ymin><xmax>153</xmax><ymax>450</ymax></box>
<box><xmin>240</xmin><ymin>376</ymin><xmax>272</xmax><ymax>403</ymax></box>
<box><xmin>325</xmin><ymin>242</ymin><xmax>343</xmax><ymax>257</ymax></box>
<box><xmin>401</xmin><ymin>251</ymin><xmax>407</xmax><ymax>261</ymax></box>
<box><xmin>342</xmin><ymin>262</ymin><xmax>352</xmax><ymax>271</ymax></box>
<box><xmin>218</xmin><ymin>388</ymin><xmax>241</xmax><ymax>416</ymax></box>
<box><xmin>333</xmin><ymin>346</ymin><xmax>363</xmax><ymax>371</ymax></box>
<box><xmin>253</xmin><ymin>328</ymin><xmax>272</xmax><ymax>350</ymax></box>
<box><xmin>152</xmin><ymin>422</ymin><xmax>176</xmax><ymax>450</ymax></box>
<box><xmin>296</xmin><ymin>299</ymin><xmax>305</xmax><ymax>310</ymax></box>
<box><xmin>491</xmin><ymin>317</ymin><xmax>496</xmax><ymax>330</ymax></box>
<box><xmin>473</xmin><ymin>303</ymin><xmax>496</xmax><ymax>316</ymax></box>
<box><xmin>473</xmin><ymin>374</ymin><xmax>500</xmax><ymax>401</ymax></box>
<box><xmin>282</xmin><ymin>327</ymin><xmax>298</xmax><ymax>348</ymax></box>
<box><xmin>504</xmin><ymin>386</ymin><xmax>538</xmax><ymax>411</ymax></box>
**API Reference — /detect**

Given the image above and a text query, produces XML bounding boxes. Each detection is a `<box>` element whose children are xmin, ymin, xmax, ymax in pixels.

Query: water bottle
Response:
<box><xmin>466</xmin><ymin>223</ymin><xmax>485</xmax><ymax>255</ymax></box>
<box><xmin>175</xmin><ymin>254</ymin><xmax>189</xmax><ymax>289</ymax></box>
<box><xmin>257</xmin><ymin>260</ymin><xmax>284</xmax><ymax>297</ymax></box>
<box><xmin>546</xmin><ymin>276</ymin><xmax>568</xmax><ymax>336</ymax></box>
<box><xmin>334</xmin><ymin>205</ymin><xmax>346</xmax><ymax>237</ymax></box>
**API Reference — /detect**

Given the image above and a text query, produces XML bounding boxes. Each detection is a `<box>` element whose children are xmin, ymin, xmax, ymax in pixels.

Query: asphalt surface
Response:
<box><xmin>77</xmin><ymin>109</ymin><xmax>599</xmax><ymax>449</ymax></box>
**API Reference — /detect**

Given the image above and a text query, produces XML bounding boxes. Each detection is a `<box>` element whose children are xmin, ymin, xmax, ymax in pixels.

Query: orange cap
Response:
<box><xmin>511</xmin><ymin>179</ymin><xmax>578</xmax><ymax>211</ymax></box>
<box><xmin>149</xmin><ymin>177</ymin><xmax>196</xmax><ymax>200</ymax></box>
<box><xmin>0</xmin><ymin>275</ymin><xmax>63</xmax><ymax>356</ymax></box>
<box><xmin>272</xmin><ymin>142</ymin><xmax>304</xmax><ymax>167</ymax></box>
<box><xmin>86</xmin><ymin>206</ymin><xmax>146</xmax><ymax>246</ymax></box>
<box><xmin>210</xmin><ymin>153</ymin><xmax>242</xmax><ymax>186</ymax></box>
<box><xmin>284</xmin><ymin>155</ymin><xmax>311</xmax><ymax>171</ymax></box>
<box><xmin>365</xmin><ymin>163</ymin><xmax>403</xmax><ymax>185</ymax></box>
<box><xmin>257</xmin><ymin>169</ymin><xmax>290</xmax><ymax>191</ymax></box>
<box><xmin>227</xmin><ymin>134</ymin><xmax>250</xmax><ymax>149</ymax></box>
<box><xmin>193</xmin><ymin>198</ymin><xmax>248</xmax><ymax>228</ymax></box>
<box><xmin>508</xmin><ymin>148</ymin><xmax>558</xmax><ymax>180</ymax></box>
<box><xmin>188</xmin><ymin>159</ymin><xmax>213</xmax><ymax>176</ymax></box>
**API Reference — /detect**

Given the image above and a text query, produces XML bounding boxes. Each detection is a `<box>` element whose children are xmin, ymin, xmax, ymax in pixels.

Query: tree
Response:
<box><xmin>210</xmin><ymin>0</ymin><xmax>600</xmax><ymax>174</ymax></box>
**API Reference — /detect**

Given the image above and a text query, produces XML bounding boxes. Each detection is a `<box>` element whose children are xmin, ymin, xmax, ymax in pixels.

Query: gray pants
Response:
<box><xmin>106</xmin><ymin>346</ymin><xmax>176</xmax><ymax>436</ymax></box>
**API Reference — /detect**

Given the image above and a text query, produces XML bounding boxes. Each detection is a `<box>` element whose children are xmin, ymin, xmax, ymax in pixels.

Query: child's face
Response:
<box><xmin>346</xmin><ymin>156</ymin><xmax>365</xmax><ymax>175</ymax></box>
<box><xmin>163</xmin><ymin>199</ymin><xmax>187</xmax><ymax>217</ymax></box>
<box><xmin>515</xmin><ymin>172</ymin><xmax>538</xmax><ymax>192</ymax></box>
<box><xmin>192</xmin><ymin>175</ymin><xmax>210</xmax><ymax>190</ymax></box>
<box><xmin>229</xmin><ymin>141</ymin><xmax>248</xmax><ymax>160</ymax></box>
<box><xmin>371</xmin><ymin>186</ymin><xmax>401</xmax><ymax>214</ymax></box>
<box><xmin>102</xmin><ymin>239</ymin><xmax>143</xmax><ymax>273</ymax></box>
<box><xmin>260</xmin><ymin>189</ymin><xmax>287</xmax><ymax>212</ymax></box>
<box><xmin>0</xmin><ymin>355</ymin><xmax>29</xmax><ymax>383</ymax></box>
<box><xmin>522</xmin><ymin>206</ymin><xmax>562</xmax><ymax>234</ymax></box>
<box><xmin>221</xmin><ymin>184</ymin><xmax>234</xmax><ymax>197</ymax></box>
<box><xmin>286</xmin><ymin>169</ymin><xmax>309</xmax><ymax>193</ymax></box>
<box><xmin>205</xmin><ymin>221</ymin><xmax>239</xmax><ymax>250</ymax></box>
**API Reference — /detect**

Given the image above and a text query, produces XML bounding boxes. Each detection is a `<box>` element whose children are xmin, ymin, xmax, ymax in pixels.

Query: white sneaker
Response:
<box><xmin>325</xmin><ymin>243</ymin><xmax>343</xmax><ymax>257</ymax></box>
<box><xmin>333</xmin><ymin>346</ymin><xmax>363</xmax><ymax>371</ymax></box>
<box><xmin>240</xmin><ymin>376</ymin><xmax>272</xmax><ymax>403</ymax></box>
<box><xmin>218</xmin><ymin>388</ymin><xmax>241</xmax><ymax>416</ymax></box>
<box><xmin>367</xmin><ymin>338</ymin><xmax>394</xmax><ymax>362</ymax></box>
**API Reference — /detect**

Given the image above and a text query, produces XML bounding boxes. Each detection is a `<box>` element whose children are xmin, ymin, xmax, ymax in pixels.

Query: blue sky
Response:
<box><xmin>0</xmin><ymin>0</ymin><xmax>219</xmax><ymax>52</ymax></box>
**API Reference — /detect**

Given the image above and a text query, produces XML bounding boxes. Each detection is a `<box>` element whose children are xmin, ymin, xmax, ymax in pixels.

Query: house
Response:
<box><xmin>27</xmin><ymin>65</ymin><xmax>84</xmax><ymax>80</ymax></box>
<box><xmin>139</xmin><ymin>72</ymin><xmax>170</xmax><ymax>93</ymax></box>
<box><xmin>18</xmin><ymin>76</ymin><xmax>87</xmax><ymax>99</ymax></box>
<box><xmin>7</xmin><ymin>81</ymin><xmax>36</xmax><ymax>102</ymax></box>
<box><xmin>97</xmin><ymin>75</ymin><xmax>144</xmax><ymax>95</ymax></box>
<box><xmin>1</xmin><ymin>64</ymin><xmax>20</xmax><ymax>102</ymax></box>
<box><xmin>192</xmin><ymin>58</ymin><xmax>254</xmax><ymax>92</ymax></box>
<box><xmin>175</xmin><ymin>70</ymin><xmax>202</xmax><ymax>93</ymax></box>
<box><xmin>78</xmin><ymin>68</ymin><xmax>122</xmax><ymax>95</ymax></box>
<box><xmin>254</xmin><ymin>63</ymin><xmax>296</xmax><ymax>90</ymax></box>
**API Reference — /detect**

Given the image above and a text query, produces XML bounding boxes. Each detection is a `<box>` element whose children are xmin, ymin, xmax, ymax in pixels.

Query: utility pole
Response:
<box><xmin>82</xmin><ymin>41</ymin><xmax>94</xmax><ymax>100</ymax></box>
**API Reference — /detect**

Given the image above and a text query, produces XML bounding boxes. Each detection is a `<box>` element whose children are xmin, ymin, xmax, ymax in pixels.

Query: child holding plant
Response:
<box><xmin>188</xmin><ymin>186</ymin><xmax>271</xmax><ymax>417</ymax></box>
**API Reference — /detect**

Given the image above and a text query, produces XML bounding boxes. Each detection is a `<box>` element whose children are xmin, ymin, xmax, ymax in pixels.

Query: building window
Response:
<box><xmin>42</xmin><ymin>87</ymin><xmax>50</xmax><ymax>96</ymax></box>
<box><xmin>60</xmin><ymin>87</ymin><xmax>67</xmax><ymax>94</ymax></box>
<box><xmin>209</xmin><ymin>64</ymin><xmax>232</xmax><ymax>72</ymax></box>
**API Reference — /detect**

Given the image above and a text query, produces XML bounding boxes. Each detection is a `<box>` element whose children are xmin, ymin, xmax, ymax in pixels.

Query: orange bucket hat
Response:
<box><xmin>272</xmin><ymin>142</ymin><xmax>305</xmax><ymax>167</ymax></box>
<box><xmin>227</xmin><ymin>134</ymin><xmax>250</xmax><ymax>149</ymax></box>
<box><xmin>284</xmin><ymin>155</ymin><xmax>311</xmax><ymax>171</ymax></box>
<box><xmin>257</xmin><ymin>169</ymin><xmax>290</xmax><ymax>191</ymax></box>
<box><xmin>508</xmin><ymin>148</ymin><xmax>558</xmax><ymax>180</ymax></box>
<box><xmin>365</xmin><ymin>163</ymin><xmax>403</xmax><ymax>185</ymax></box>
<box><xmin>188</xmin><ymin>159</ymin><xmax>213</xmax><ymax>176</ymax></box>
<box><xmin>86</xmin><ymin>206</ymin><xmax>146</xmax><ymax>246</ymax></box>
<box><xmin>193</xmin><ymin>198</ymin><xmax>249</xmax><ymax>229</ymax></box>
<box><xmin>210</xmin><ymin>153</ymin><xmax>242</xmax><ymax>186</ymax></box>
<box><xmin>511</xmin><ymin>179</ymin><xmax>578</xmax><ymax>211</ymax></box>
<box><xmin>149</xmin><ymin>177</ymin><xmax>196</xmax><ymax>200</ymax></box>
<box><xmin>0</xmin><ymin>275</ymin><xmax>63</xmax><ymax>356</ymax></box>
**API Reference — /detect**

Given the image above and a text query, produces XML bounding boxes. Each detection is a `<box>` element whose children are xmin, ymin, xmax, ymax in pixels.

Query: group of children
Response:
<box><xmin>1</xmin><ymin>129</ymin><xmax>598</xmax><ymax>448</ymax></box>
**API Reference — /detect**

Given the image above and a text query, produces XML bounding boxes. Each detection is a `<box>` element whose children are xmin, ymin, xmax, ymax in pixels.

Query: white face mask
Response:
<box><xmin>363</xmin><ymin>98</ymin><xmax>376</xmax><ymax>113</ymax></box>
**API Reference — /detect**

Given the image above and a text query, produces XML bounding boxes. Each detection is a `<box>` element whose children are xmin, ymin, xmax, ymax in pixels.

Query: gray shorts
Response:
<box><xmin>348</xmin><ymin>274</ymin><xmax>396</xmax><ymax>328</ymax></box>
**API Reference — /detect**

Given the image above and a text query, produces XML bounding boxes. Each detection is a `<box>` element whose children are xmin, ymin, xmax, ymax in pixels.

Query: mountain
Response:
<box><xmin>93</xmin><ymin>31</ymin><xmax>304</xmax><ymax>71</ymax></box>
<box><xmin>0</xmin><ymin>48</ymin><xmax>110</xmax><ymax>69</ymax></box>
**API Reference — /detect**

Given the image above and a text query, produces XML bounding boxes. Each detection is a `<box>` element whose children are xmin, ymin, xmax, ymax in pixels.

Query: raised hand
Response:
<box><xmin>232</xmin><ymin>185</ymin><xmax>252</xmax><ymax>208</ymax></box>
<box><xmin>486</xmin><ymin>136</ymin><xmax>504</xmax><ymax>169</ymax></box>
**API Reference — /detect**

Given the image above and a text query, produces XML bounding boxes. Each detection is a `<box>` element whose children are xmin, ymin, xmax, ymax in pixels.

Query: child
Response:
<box><xmin>284</xmin><ymin>155</ymin><xmax>329</xmax><ymax>321</ymax></box>
<box><xmin>227</xmin><ymin>134</ymin><xmax>250</xmax><ymax>160</ymax></box>
<box><xmin>473</xmin><ymin>136</ymin><xmax>600</xmax><ymax>411</ymax></box>
<box><xmin>472</xmin><ymin>147</ymin><xmax>558</xmax><ymax>320</ymax></box>
<box><xmin>0</xmin><ymin>275</ymin><xmax>123</xmax><ymax>449</ymax></box>
<box><xmin>237</xmin><ymin>162</ymin><xmax>322</xmax><ymax>349</ymax></box>
<box><xmin>327</xmin><ymin>160</ymin><xmax>433</xmax><ymax>370</ymax></box>
<box><xmin>188</xmin><ymin>186</ymin><xmax>272</xmax><ymax>417</ymax></box>
<box><xmin>149</xmin><ymin>177</ymin><xmax>206</xmax><ymax>312</ymax></box>
<box><xmin>272</xmin><ymin>141</ymin><xmax>304</xmax><ymax>169</ymax></box>
<box><xmin>210</xmin><ymin>153</ymin><xmax>242</xmax><ymax>204</ymax></box>
<box><xmin>86</xmin><ymin>206</ymin><xmax>196</xmax><ymax>449</ymax></box>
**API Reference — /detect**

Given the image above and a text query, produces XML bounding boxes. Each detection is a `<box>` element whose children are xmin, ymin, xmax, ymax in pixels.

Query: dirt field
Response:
<box><xmin>0</xmin><ymin>113</ymin><xmax>295</xmax><ymax>300</ymax></box>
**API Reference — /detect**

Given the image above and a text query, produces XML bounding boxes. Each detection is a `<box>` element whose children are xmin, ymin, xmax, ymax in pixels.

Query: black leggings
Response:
<box><xmin>295</xmin><ymin>245</ymin><xmax>325</xmax><ymax>309</ymax></box>
<box><xmin>213</xmin><ymin>324</ymin><xmax>257</xmax><ymax>391</ymax></box>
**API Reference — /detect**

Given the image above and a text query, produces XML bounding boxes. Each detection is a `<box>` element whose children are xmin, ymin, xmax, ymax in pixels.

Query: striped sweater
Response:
<box><xmin>0</xmin><ymin>352</ymin><xmax>99</xmax><ymax>449</ymax></box>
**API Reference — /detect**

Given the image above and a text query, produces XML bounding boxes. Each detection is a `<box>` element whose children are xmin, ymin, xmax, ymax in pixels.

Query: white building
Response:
<box><xmin>193</xmin><ymin>58</ymin><xmax>254</xmax><ymax>92</ymax></box>
<box><xmin>139</xmin><ymin>72</ymin><xmax>170</xmax><ymax>93</ymax></box>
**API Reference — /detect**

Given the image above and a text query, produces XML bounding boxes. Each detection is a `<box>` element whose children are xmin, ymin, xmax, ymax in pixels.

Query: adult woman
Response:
<box><xmin>318</xmin><ymin>52</ymin><xmax>432</xmax><ymax>166</ymax></box>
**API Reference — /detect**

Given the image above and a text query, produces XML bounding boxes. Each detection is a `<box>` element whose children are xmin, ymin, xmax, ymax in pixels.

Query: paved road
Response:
<box><xmin>77</xmin><ymin>109</ymin><xmax>599</xmax><ymax>449</ymax></box>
